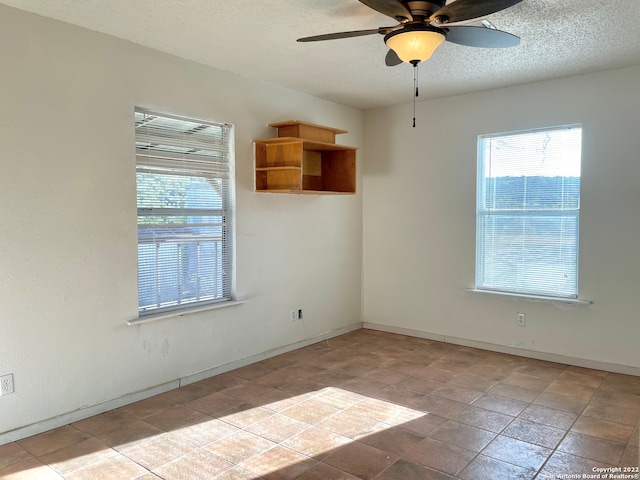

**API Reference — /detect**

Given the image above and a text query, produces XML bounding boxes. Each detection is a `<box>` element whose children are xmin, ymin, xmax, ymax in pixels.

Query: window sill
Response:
<box><xmin>127</xmin><ymin>298</ymin><xmax>246</xmax><ymax>326</ymax></box>
<box><xmin>466</xmin><ymin>289</ymin><xmax>591</xmax><ymax>306</ymax></box>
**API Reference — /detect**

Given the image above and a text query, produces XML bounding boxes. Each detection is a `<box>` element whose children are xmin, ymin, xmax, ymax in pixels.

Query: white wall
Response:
<box><xmin>0</xmin><ymin>5</ymin><xmax>363</xmax><ymax>437</ymax></box>
<box><xmin>363</xmin><ymin>65</ymin><xmax>640</xmax><ymax>371</ymax></box>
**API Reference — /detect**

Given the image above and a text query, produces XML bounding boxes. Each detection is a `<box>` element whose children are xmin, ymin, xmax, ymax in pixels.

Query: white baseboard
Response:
<box><xmin>363</xmin><ymin>322</ymin><xmax>640</xmax><ymax>377</ymax></box>
<box><xmin>0</xmin><ymin>322</ymin><xmax>362</xmax><ymax>446</ymax></box>
<box><xmin>0</xmin><ymin>381</ymin><xmax>178</xmax><ymax>446</ymax></box>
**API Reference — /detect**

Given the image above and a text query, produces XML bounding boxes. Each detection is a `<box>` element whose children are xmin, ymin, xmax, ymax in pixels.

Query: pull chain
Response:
<box><xmin>412</xmin><ymin>61</ymin><xmax>419</xmax><ymax>128</ymax></box>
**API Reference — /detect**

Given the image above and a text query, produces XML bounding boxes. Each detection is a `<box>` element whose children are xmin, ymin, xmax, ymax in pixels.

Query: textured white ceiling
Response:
<box><xmin>2</xmin><ymin>0</ymin><xmax>639</xmax><ymax>110</ymax></box>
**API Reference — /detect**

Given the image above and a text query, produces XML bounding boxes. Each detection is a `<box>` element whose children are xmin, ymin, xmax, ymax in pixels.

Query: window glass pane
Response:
<box><xmin>135</xmin><ymin>108</ymin><xmax>233</xmax><ymax>315</ymax></box>
<box><xmin>476</xmin><ymin>125</ymin><xmax>581</xmax><ymax>298</ymax></box>
<box><xmin>479</xmin><ymin>214</ymin><xmax>578</xmax><ymax>297</ymax></box>
<box><xmin>137</xmin><ymin>172</ymin><xmax>223</xmax><ymax>210</ymax></box>
<box><xmin>137</xmin><ymin>239</ymin><xmax>224</xmax><ymax>312</ymax></box>
<box><xmin>483</xmin><ymin>176</ymin><xmax>581</xmax><ymax>211</ymax></box>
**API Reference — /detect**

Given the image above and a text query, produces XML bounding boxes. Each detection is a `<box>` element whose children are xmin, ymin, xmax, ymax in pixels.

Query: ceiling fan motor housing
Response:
<box><xmin>403</xmin><ymin>0</ymin><xmax>447</xmax><ymax>20</ymax></box>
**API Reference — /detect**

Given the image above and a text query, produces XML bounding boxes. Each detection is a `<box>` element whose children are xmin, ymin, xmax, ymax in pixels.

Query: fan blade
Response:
<box><xmin>385</xmin><ymin>49</ymin><xmax>403</xmax><ymax>66</ymax></box>
<box><xmin>359</xmin><ymin>0</ymin><xmax>412</xmax><ymax>21</ymax></box>
<box><xmin>297</xmin><ymin>28</ymin><xmax>390</xmax><ymax>42</ymax></box>
<box><xmin>430</xmin><ymin>0</ymin><xmax>524</xmax><ymax>24</ymax></box>
<box><xmin>445</xmin><ymin>25</ymin><xmax>519</xmax><ymax>48</ymax></box>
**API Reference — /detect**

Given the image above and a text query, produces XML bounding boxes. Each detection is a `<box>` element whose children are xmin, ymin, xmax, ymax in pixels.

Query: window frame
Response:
<box><xmin>475</xmin><ymin>124</ymin><xmax>583</xmax><ymax>300</ymax></box>
<box><xmin>134</xmin><ymin>107</ymin><xmax>235</xmax><ymax>318</ymax></box>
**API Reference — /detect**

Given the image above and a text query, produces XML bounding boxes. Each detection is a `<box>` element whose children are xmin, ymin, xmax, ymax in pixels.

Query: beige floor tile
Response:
<box><xmin>429</xmin><ymin>420</ymin><xmax>496</xmax><ymax>452</ymax></box>
<box><xmin>431</xmin><ymin>384</ymin><xmax>484</xmax><ymax>404</ymax></box>
<box><xmin>317</xmin><ymin>410</ymin><xmax>381</xmax><ymax>439</ymax></box>
<box><xmin>17</xmin><ymin>426</ymin><xmax>88</xmax><ymax>457</ymax></box>
<box><xmin>281</xmin><ymin>426</ymin><xmax>350</xmax><ymax>460</ymax></box>
<box><xmin>453</xmin><ymin>405</ymin><xmax>515</xmax><ymax>433</ymax></box>
<box><xmin>404</xmin><ymin>437</ymin><xmax>475</xmax><ymax>475</ymax></box>
<box><xmin>582</xmin><ymin>400</ymin><xmax>640</xmax><ymax>426</ymax></box>
<box><xmin>375</xmin><ymin>459</ymin><xmax>456</xmax><ymax>480</ymax></box>
<box><xmin>446</xmin><ymin>373</ymin><xmax>499</xmax><ymax>392</ymax></box>
<box><xmin>65</xmin><ymin>453</ymin><xmax>149</xmax><ymax>480</ymax></box>
<box><xmin>294</xmin><ymin>461</ymin><xmax>360</xmax><ymax>480</ymax></box>
<box><xmin>532</xmin><ymin>390</ymin><xmax>589</xmax><ymax>414</ymax></box>
<box><xmin>204</xmin><ymin>430</ymin><xmax>276</xmax><ymax>464</ymax></box>
<box><xmin>313</xmin><ymin>387</ymin><xmax>365</xmax><ymax>409</ymax></box>
<box><xmin>557</xmin><ymin>370</ymin><xmax>606</xmax><ymax>388</ymax></box>
<box><xmin>185</xmin><ymin>391</ymin><xmax>245</xmax><ymax>416</ymax></box>
<box><xmin>217</xmin><ymin>403</ymin><xmax>275</xmax><ymax>428</ymax></box>
<box><xmin>374</xmin><ymin>384</ymin><xmax>426</xmax><ymax>407</ymax></box>
<box><xmin>393</xmin><ymin>412</ymin><xmax>448</xmax><ymax>436</ymax></box>
<box><xmin>518</xmin><ymin>404</ymin><xmax>577</xmax><ymax>430</ymax></box>
<box><xmin>457</xmin><ymin>454</ymin><xmax>536</xmax><ymax>480</ymax></box>
<box><xmin>253</xmin><ymin>370</ymin><xmax>301</xmax><ymax>389</ymax></box>
<box><xmin>620</xmin><ymin>443</ymin><xmax>638</xmax><ymax>466</ymax></box>
<box><xmin>501</xmin><ymin>372</ymin><xmax>552</xmax><ymax>391</ymax></box>
<box><xmin>0</xmin><ymin>442</ymin><xmax>34</xmax><ymax>470</ymax></box>
<box><xmin>357</xmin><ymin>424</ymin><xmax>424</xmax><ymax>456</ymax></box>
<box><xmin>345</xmin><ymin>397</ymin><xmax>410</xmax><ymax>423</ymax></box>
<box><xmin>501</xmin><ymin>418</ymin><xmax>566</xmax><ymax>449</ymax></box>
<box><xmin>171</xmin><ymin>418</ymin><xmax>240</xmax><ymax>447</ymax></box>
<box><xmin>211</xmin><ymin>465</ymin><xmax>264</xmax><ymax>479</ymax></box>
<box><xmin>152</xmin><ymin>449</ymin><xmax>234</xmax><ymax>480</ymax></box>
<box><xmin>323</xmin><ymin>441</ymin><xmax>397</xmax><ymax>480</ymax></box>
<box><xmin>472</xmin><ymin>392</ymin><xmax>529</xmax><ymax>416</ymax></box>
<box><xmin>39</xmin><ymin>437</ymin><xmax>116</xmax><ymax>476</ymax></box>
<box><xmin>246</xmin><ymin>413</ymin><xmax>311</xmax><ymax>443</ymax></box>
<box><xmin>361</xmin><ymin>367</ymin><xmax>409</xmax><ymax>385</ymax></box>
<box><xmin>544</xmin><ymin>379</ymin><xmax>598</xmax><ymax>400</ymax></box>
<box><xmin>160</xmin><ymin>382</ymin><xmax>219</xmax><ymax>405</ymax></box>
<box><xmin>592</xmin><ymin>390</ymin><xmax>640</xmax><ymax>410</ymax></box>
<box><xmin>93</xmin><ymin>419</ymin><xmax>165</xmax><ymax>451</ymax></box>
<box><xmin>120</xmin><ymin>433</ymin><xmax>195</xmax><ymax>470</ymax></box>
<box><xmin>280</xmin><ymin>399</ymin><xmax>341</xmax><ymax>424</ymax></box>
<box><xmin>558</xmin><ymin>432</ymin><xmax>626</xmax><ymax>465</ymax></box>
<box><xmin>481</xmin><ymin>434</ymin><xmax>552</xmax><ymax>471</ymax></box>
<box><xmin>570</xmin><ymin>416</ymin><xmax>634</xmax><ymax>444</ymax></box>
<box><xmin>409</xmin><ymin>394</ymin><xmax>467</xmax><ymax>419</ymax></box>
<box><xmin>538</xmin><ymin>451</ymin><xmax>614</xmax><ymax>478</ymax></box>
<box><xmin>0</xmin><ymin>457</ymin><xmax>64</xmax><ymax>479</ymax></box>
<box><xmin>240</xmin><ymin>445</ymin><xmax>316</xmax><ymax>480</ymax></box>
<box><xmin>488</xmin><ymin>383</ymin><xmax>539</xmax><ymax>403</ymax></box>
<box><xmin>340</xmin><ymin>376</ymin><xmax>389</xmax><ymax>396</ymax></box>
<box><xmin>71</xmin><ymin>410</ymin><xmax>133</xmax><ymax>437</ymax></box>
<box><xmin>144</xmin><ymin>405</ymin><xmax>211</xmax><ymax>433</ymax></box>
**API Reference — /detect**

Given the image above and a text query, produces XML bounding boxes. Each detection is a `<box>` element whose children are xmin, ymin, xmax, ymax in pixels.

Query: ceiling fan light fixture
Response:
<box><xmin>384</xmin><ymin>25</ymin><xmax>446</xmax><ymax>63</ymax></box>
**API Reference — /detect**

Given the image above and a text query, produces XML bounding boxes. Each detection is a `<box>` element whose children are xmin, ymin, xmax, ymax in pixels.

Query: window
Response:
<box><xmin>476</xmin><ymin>124</ymin><xmax>582</xmax><ymax>298</ymax></box>
<box><xmin>135</xmin><ymin>107</ymin><xmax>234</xmax><ymax>316</ymax></box>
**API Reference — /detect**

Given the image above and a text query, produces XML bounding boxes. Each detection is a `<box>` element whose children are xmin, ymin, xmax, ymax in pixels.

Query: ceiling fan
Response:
<box><xmin>298</xmin><ymin>0</ymin><xmax>524</xmax><ymax>66</ymax></box>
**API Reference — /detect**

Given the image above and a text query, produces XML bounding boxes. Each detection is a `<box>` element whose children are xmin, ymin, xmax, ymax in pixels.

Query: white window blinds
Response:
<box><xmin>476</xmin><ymin>124</ymin><xmax>582</xmax><ymax>298</ymax></box>
<box><xmin>135</xmin><ymin>107</ymin><xmax>234</xmax><ymax>315</ymax></box>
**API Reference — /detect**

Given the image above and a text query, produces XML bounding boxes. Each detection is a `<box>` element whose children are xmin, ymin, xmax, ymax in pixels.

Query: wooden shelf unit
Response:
<box><xmin>253</xmin><ymin>121</ymin><xmax>356</xmax><ymax>194</ymax></box>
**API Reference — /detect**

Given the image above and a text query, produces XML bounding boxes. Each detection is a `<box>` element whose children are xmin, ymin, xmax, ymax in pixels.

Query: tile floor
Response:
<box><xmin>1</xmin><ymin>329</ymin><xmax>639</xmax><ymax>479</ymax></box>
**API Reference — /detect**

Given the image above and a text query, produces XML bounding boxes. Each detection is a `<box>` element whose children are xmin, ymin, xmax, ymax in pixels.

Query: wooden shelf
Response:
<box><xmin>253</xmin><ymin>121</ymin><xmax>357</xmax><ymax>194</ymax></box>
<box><xmin>255</xmin><ymin>166</ymin><xmax>302</xmax><ymax>171</ymax></box>
<box><xmin>268</xmin><ymin>120</ymin><xmax>347</xmax><ymax>144</ymax></box>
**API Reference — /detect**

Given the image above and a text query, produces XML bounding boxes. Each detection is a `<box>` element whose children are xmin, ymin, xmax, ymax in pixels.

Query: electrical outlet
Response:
<box><xmin>290</xmin><ymin>310</ymin><xmax>298</xmax><ymax>322</ymax></box>
<box><xmin>517</xmin><ymin>313</ymin><xmax>526</xmax><ymax>327</ymax></box>
<box><xmin>0</xmin><ymin>374</ymin><xmax>14</xmax><ymax>396</ymax></box>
